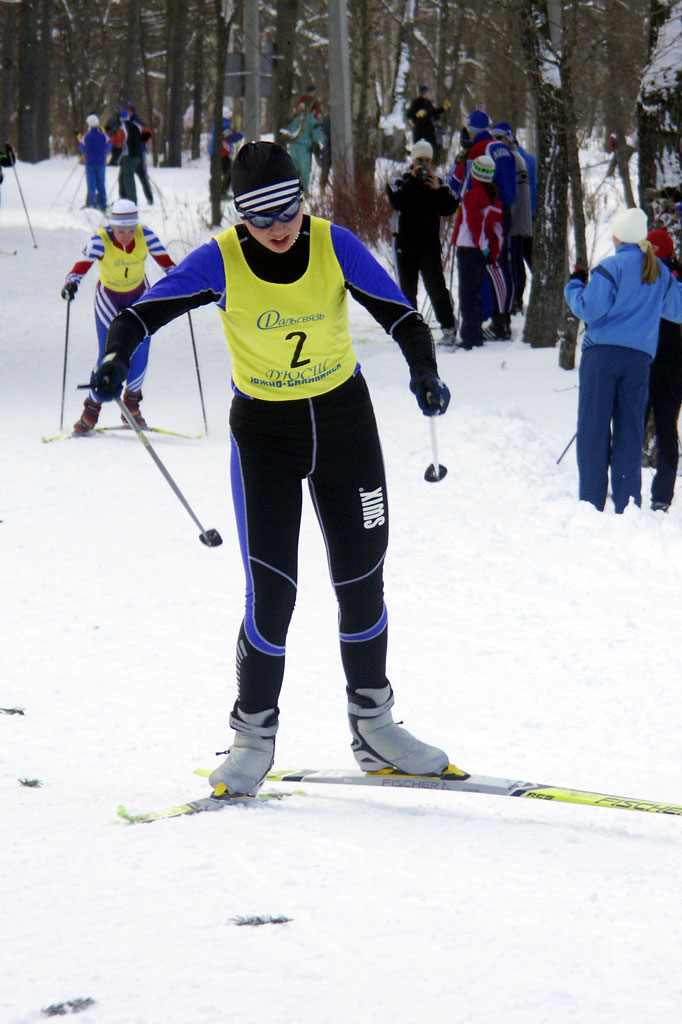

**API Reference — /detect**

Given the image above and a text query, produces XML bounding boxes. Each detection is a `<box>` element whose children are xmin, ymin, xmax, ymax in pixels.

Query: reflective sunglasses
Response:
<box><xmin>237</xmin><ymin>194</ymin><xmax>302</xmax><ymax>229</ymax></box>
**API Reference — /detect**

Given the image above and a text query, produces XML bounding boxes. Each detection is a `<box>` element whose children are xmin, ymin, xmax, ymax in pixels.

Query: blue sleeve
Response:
<box><xmin>330</xmin><ymin>224</ymin><xmax>411</xmax><ymax>307</ymax></box>
<box><xmin>489</xmin><ymin>142</ymin><xmax>516</xmax><ymax>206</ymax></box>
<box><xmin>521</xmin><ymin>150</ymin><xmax>537</xmax><ymax>215</ymax></box>
<box><xmin>564</xmin><ymin>264</ymin><xmax>617</xmax><ymax>321</ymax></box>
<box><xmin>660</xmin><ymin>268</ymin><xmax>682</xmax><ymax>322</ymax></box>
<box><xmin>136</xmin><ymin>238</ymin><xmax>225</xmax><ymax>307</ymax></box>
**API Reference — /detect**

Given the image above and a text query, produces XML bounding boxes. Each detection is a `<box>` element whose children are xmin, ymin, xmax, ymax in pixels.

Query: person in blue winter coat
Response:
<box><xmin>79</xmin><ymin>114</ymin><xmax>111</xmax><ymax>212</ymax></box>
<box><xmin>565</xmin><ymin>207</ymin><xmax>682</xmax><ymax>514</ymax></box>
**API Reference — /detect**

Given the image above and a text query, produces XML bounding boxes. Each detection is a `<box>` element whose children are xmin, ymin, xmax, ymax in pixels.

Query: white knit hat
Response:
<box><xmin>411</xmin><ymin>140</ymin><xmax>433</xmax><ymax>161</ymax></box>
<box><xmin>110</xmin><ymin>199</ymin><xmax>139</xmax><ymax>228</ymax></box>
<box><xmin>611</xmin><ymin>207</ymin><xmax>648</xmax><ymax>244</ymax></box>
<box><xmin>86</xmin><ymin>114</ymin><xmax>100</xmax><ymax>128</ymax></box>
<box><xmin>471</xmin><ymin>154</ymin><xmax>495</xmax><ymax>182</ymax></box>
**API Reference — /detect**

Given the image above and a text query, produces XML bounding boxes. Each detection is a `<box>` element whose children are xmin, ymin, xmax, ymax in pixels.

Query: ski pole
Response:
<box><xmin>77</xmin><ymin>385</ymin><xmax>222</xmax><ymax>547</ymax></box>
<box><xmin>50</xmin><ymin>159</ymin><xmax>81</xmax><ymax>208</ymax></box>
<box><xmin>114</xmin><ymin>395</ymin><xmax>222</xmax><ymax>547</ymax></box>
<box><xmin>10</xmin><ymin>157</ymin><xmax>37</xmax><ymax>247</ymax></box>
<box><xmin>424</xmin><ymin>417</ymin><xmax>447</xmax><ymax>482</ymax></box>
<box><xmin>59</xmin><ymin>299</ymin><xmax>72</xmax><ymax>431</ymax></box>
<box><xmin>556</xmin><ymin>431</ymin><xmax>577</xmax><ymax>465</ymax></box>
<box><xmin>187</xmin><ymin>311</ymin><xmax>208</xmax><ymax>433</ymax></box>
<box><xmin>68</xmin><ymin>168</ymin><xmax>86</xmax><ymax>211</ymax></box>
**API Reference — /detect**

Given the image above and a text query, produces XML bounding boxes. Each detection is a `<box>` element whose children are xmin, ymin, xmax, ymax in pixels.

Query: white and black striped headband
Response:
<box><xmin>234</xmin><ymin>178</ymin><xmax>301</xmax><ymax>215</ymax></box>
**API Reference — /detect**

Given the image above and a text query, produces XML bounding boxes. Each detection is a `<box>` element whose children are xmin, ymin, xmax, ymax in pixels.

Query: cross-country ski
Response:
<box><xmin>191</xmin><ymin>767</ymin><xmax>682</xmax><ymax>817</ymax></box>
<box><xmin>117</xmin><ymin>785</ymin><xmax>303</xmax><ymax>824</ymax></box>
<box><xmin>41</xmin><ymin>424</ymin><xmax>203</xmax><ymax>443</ymax></box>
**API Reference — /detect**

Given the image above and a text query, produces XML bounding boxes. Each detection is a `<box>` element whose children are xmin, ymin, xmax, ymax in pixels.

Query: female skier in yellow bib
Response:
<box><xmin>61</xmin><ymin>199</ymin><xmax>175</xmax><ymax>434</ymax></box>
<box><xmin>89</xmin><ymin>143</ymin><xmax>463</xmax><ymax>795</ymax></box>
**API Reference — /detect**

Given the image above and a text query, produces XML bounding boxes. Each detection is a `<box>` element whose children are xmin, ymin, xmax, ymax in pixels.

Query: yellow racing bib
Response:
<box><xmin>97</xmin><ymin>226</ymin><xmax>148</xmax><ymax>292</ymax></box>
<box><xmin>215</xmin><ymin>216</ymin><xmax>356</xmax><ymax>400</ymax></box>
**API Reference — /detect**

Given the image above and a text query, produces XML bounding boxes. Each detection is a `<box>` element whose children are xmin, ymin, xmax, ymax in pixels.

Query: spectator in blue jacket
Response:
<box><xmin>80</xmin><ymin>115</ymin><xmax>111</xmax><ymax>212</ymax></box>
<box><xmin>565</xmin><ymin>207</ymin><xmax>682</xmax><ymax>514</ymax></box>
<box><xmin>483</xmin><ymin>122</ymin><xmax>518</xmax><ymax>339</ymax></box>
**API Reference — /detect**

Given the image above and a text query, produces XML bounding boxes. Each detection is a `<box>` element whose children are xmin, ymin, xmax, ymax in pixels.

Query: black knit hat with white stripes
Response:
<box><xmin>232</xmin><ymin>142</ymin><xmax>301</xmax><ymax>215</ymax></box>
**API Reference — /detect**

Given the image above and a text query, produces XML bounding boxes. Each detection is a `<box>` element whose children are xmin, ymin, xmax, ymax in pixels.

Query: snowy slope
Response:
<box><xmin>2</xmin><ymin>156</ymin><xmax>682</xmax><ymax>1024</ymax></box>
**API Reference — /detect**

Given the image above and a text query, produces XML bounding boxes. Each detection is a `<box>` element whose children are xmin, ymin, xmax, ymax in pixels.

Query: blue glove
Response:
<box><xmin>90</xmin><ymin>353</ymin><xmax>129</xmax><ymax>402</ymax></box>
<box><xmin>410</xmin><ymin>372</ymin><xmax>451</xmax><ymax>416</ymax></box>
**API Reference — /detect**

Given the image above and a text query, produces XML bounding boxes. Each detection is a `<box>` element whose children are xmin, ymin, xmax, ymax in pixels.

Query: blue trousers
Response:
<box><xmin>577</xmin><ymin>345</ymin><xmax>651</xmax><ymax>513</ymax></box>
<box><xmin>85</xmin><ymin>164</ymin><xmax>106</xmax><ymax>211</ymax></box>
<box><xmin>88</xmin><ymin>282</ymin><xmax>150</xmax><ymax>401</ymax></box>
<box><xmin>456</xmin><ymin>247</ymin><xmax>486</xmax><ymax>347</ymax></box>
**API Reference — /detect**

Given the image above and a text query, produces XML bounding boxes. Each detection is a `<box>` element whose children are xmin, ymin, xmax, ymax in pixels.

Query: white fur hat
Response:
<box><xmin>612</xmin><ymin>207</ymin><xmax>648</xmax><ymax>244</ymax></box>
<box><xmin>411</xmin><ymin>140</ymin><xmax>433</xmax><ymax>161</ymax></box>
<box><xmin>110</xmin><ymin>198</ymin><xmax>139</xmax><ymax>228</ymax></box>
<box><xmin>86</xmin><ymin>114</ymin><xmax>100</xmax><ymax>128</ymax></box>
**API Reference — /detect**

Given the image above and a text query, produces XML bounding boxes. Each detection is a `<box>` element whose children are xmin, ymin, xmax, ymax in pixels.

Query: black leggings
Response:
<box><xmin>229</xmin><ymin>373</ymin><xmax>389</xmax><ymax>713</ymax></box>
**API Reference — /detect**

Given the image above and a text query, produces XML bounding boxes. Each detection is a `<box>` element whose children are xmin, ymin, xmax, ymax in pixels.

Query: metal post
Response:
<box><xmin>328</xmin><ymin>0</ymin><xmax>354</xmax><ymax>189</ymax></box>
<box><xmin>243</xmin><ymin>0</ymin><xmax>260</xmax><ymax>141</ymax></box>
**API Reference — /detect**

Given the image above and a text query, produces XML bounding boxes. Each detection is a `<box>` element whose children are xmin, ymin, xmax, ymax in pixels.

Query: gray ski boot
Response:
<box><xmin>209</xmin><ymin>703</ymin><xmax>279</xmax><ymax>796</ymax></box>
<box><xmin>348</xmin><ymin>684</ymin><xmax>449</xmax><ymax>775</ymax></box>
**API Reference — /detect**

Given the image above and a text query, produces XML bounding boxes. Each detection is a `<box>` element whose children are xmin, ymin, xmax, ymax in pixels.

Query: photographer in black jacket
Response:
<box><xmin>386</xmin><ymin>140</ymin><xmax>458</xmax><ymax>345</ymax></box>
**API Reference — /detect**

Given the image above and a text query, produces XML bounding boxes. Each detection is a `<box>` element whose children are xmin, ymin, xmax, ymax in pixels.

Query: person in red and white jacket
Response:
<box><xmin>452</xmin><ymin>154</ymin><xmax>503</xmax><ymax>349</ymax></box>
<box><xmin>60</xmin><ymin>198</ymin><xmax>175</xmax><ymax>434</ymax></box>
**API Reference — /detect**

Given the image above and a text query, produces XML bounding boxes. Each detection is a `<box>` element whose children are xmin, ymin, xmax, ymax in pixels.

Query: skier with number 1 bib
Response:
<box><xmin>61</xmin><ymin>198</ymin><xmax>175</xmax><ymax>435</ymax></box>
<box><xmin>89</xmin><ymin>142</ymin><xmax>465</xmax><ymax>796</ymax></box>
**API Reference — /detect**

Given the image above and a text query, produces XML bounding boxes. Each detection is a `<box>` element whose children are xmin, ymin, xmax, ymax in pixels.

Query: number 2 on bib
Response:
<box><xmin>286</xmin><ymin>331</ymin><xmax>310</xmax><ymax>369</ymax></box>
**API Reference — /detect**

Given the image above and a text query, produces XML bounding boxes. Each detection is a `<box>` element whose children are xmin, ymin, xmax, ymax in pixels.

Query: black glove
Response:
<box><xmin>410</xmin><ymin>372</ymin><xmax>451</xmax><ymax>416</ymax></box>
<box><xmin>4</xmin><ymin>142</ymin><xmax>15</xmax><ymax>165</ymax></box>
<box><xmin>61</xmin><ymin>281</ymin><xmax>78</xmax><ymax>301</ymax></box>
<box><xmin>569</xmin><ymin>264</ymin><xmax>589</xmax><ymax>284</ymax></box>
<box><xmin>90</xmin><ymin>352</ymin><xmax>129</xmax><ymax>402</ymax></box>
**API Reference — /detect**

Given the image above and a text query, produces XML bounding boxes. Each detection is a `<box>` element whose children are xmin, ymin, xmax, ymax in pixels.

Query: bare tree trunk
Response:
<box><xmin>18</xmin><ymin>0</ymin><xmax>38</xmax><ymax>161</ymax></box>
<box><xmin>35</xmin><ymin>0</ymin><xmax>51</xmax><ymax>161</ymax></box>
<box><xmin>123</xmin><ymin>0</ymin><xmax>141</xmax><ymax>102</ymax></box>
<box><xmin>435</xmin><ymin>1</ymin><xmax>449</xmax><ymax>103</ymax></box>
<box><xmin>271</xmin><ymin>0</ymin><xmax>299</xmax><ymax>144</ymax></box>
<box><xmin>190</xmin><ymin>19</ymin><xmax>203</xmax><ymax>161</ymax></box>
<box><xmin>350</xmin><ymin>0</ymin><xmax>379</xmax><ymax>186</ymax></box>
<box><xmin>637</xmin><ymin>0</ymin><xmax>682</xmax><ymax>254</ymax></box>
<box><xmin>614</xmin><ymin>132</ymin><xmax>636</xmax><ymax>207</ymax></box>
<box><xmin>557</xmin><ymin>1</ymin><xmax>586</xmax><ymax>371</ymax></box>
<box><xmin>138</xmin><ymin>10</ymin><xmax>158</xmax><ymax>167</ymax></box>
<box><xmin>637</xmin><ymin>0</ymin><xmax>682</xmax><ymax>222</ymax></box>
<box><xmin>0</xmin><ymin>4</ymin><xmax>18</xmax><ymax>145</ymax></box>
<box><xmin>519</xmin><ymin>0</ymin><xmax>568</xmax><ymax>349</ymax></box>
<box><xmin>165</xmin><ymin>0</ymin><xmax>187</xmax><ymax>166</ymax></box>
<box><xmin>379</xmin><ymin>0</ymin><xmax>419</xmax><ymax>160</ymax></box>
<box><xmin>210</xmin><ymin>0</ymin><xmax>240</xmax><ymax>227</ymax></box>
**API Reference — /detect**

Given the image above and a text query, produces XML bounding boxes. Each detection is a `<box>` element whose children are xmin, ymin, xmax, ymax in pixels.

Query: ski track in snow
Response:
<box><xmin>2</xmin><ymin>156</ymin><xmax>682</xmax><ymax>1024</ymax></box>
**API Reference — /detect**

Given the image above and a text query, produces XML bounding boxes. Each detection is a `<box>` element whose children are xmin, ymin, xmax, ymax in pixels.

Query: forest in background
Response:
<box><xmin>2</xmin><ymin>0</ymin><xmax>682</xmax><ymax>353</ymax></box>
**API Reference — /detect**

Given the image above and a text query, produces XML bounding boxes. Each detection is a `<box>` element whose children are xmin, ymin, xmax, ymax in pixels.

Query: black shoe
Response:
<box><xmin>651</xmin><ymin>501</ymin><xmax>670</xmax><ymax>512</ymax></box>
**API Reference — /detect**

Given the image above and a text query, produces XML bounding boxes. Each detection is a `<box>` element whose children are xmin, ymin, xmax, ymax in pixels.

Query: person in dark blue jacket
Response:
<box><xmin>565</xmin><ymin>207</ymin><xmax>682</xmax><ymax>513</ymax></box>
<box><xmin>79</xmin><ymin>115</ymin><xmax>111</xmax><ymax>212</ymax></box>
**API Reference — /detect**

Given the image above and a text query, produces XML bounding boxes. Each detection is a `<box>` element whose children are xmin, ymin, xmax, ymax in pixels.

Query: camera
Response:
<box><xmin>414</xmin><ymin>166</ymin><xmax>429</xmax><ymax>182</ymax></box>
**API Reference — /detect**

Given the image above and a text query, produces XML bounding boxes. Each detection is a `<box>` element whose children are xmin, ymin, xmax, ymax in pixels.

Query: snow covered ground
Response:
<box><xmin>3</xmin><ymin>155</ymin><xmax>682</xmax><ymax>1024</ymax></box>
